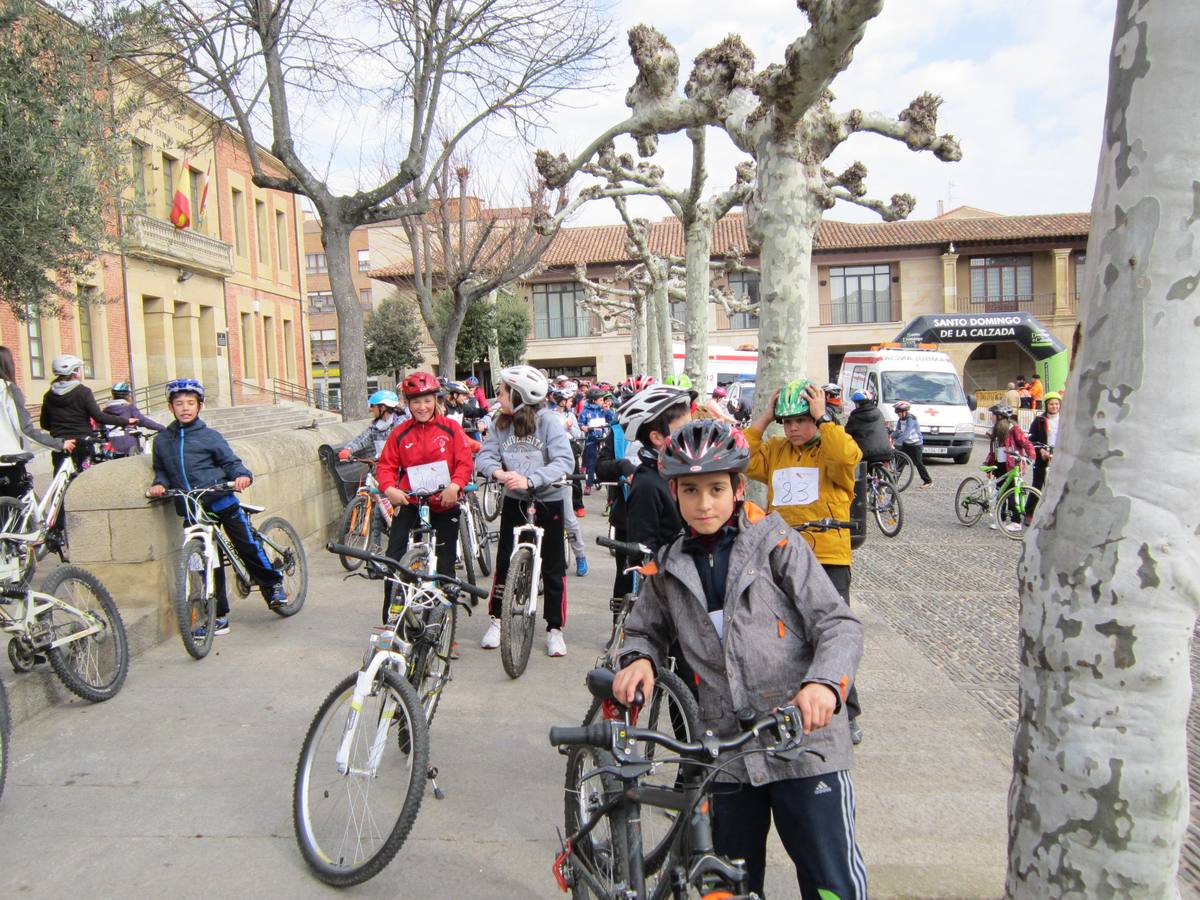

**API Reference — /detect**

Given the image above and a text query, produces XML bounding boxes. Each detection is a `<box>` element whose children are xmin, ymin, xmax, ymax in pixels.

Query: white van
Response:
<box><xmin>671</xmin><ymin>343</ymin><xmax>757</xmax><ymax>395</ymax></box>
<box><xmin>839</xmin><ymin>347</ymin><xmax>976</xmax><ymax>464</ymax></box>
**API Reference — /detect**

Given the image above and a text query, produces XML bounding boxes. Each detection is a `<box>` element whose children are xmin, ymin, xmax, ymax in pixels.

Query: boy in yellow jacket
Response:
<box><xmin>746</xmin><ymin>378</ymin><xmax>866</xmax><ymax>743</ymax></box>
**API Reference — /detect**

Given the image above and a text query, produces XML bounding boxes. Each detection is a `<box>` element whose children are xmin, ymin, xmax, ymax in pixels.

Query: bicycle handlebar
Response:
<box><xmin>793</xmin><ymin>518</ymin><xmax>854</xmax><ymax>532</ymax></box>
<box><xmin>595</xmin><ymin>536</ymin><xmax>653</xmax><ymax>560</ymax></box>
<box><xmin>325</xmin><ymin>542</ymin><xmax>490</xmax><ymax>600</ymax></box>
<box><xmin>149</xmin><ymin>482</ymin><xmax>239</xmax><ymax>499</ymax></box>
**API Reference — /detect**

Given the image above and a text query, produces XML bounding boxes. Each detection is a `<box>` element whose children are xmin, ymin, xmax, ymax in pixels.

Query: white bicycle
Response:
<box><xmin>155</xmin><ymin>484</ymin><xmax>307</xmax><ymax>659</ymax></box>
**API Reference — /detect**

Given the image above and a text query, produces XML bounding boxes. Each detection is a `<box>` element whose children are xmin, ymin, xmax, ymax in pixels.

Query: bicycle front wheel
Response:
<box><xmin>43</xmin><ymin>566</ymin><xmax>128</xmax><ymax>702</ymax></box>
<box><xmin>890</xmin><ymin>450</ymin><xmax>914</xmax><ymax>492</ymax></box>
<box><xmin>259</xmin><ymin>516</ymin><xmax>308</xmax><ymax>616</ymax></box>
<box><xmin>872</xmin><ymin>480</ymin><xmax>903</xmax><ymax>537</ymax></box>
<box><xmin>175</xmin><ymin>538</ymin><xmax>216</xmax><ymax>659</ymax></box>
<box><xmin>954</xmin><ymin>476</ymin><xmax>988</xmax><ymax>526</ymax></box>
<box><xmin>470</xmin><ymin>495</ymin><xmax>492</xmax><ymax>576</ymax></box>
<box><xmin>563</xmin><ymin>741</ymin><xmax>629</xmax><ymax>899</ymax></box>
<box><xmin>293</xmin><ymin>669</ymin><xmax>430</xmax><ymax>886</ymax></box>
<box><xmin>500</xmin><ymin>546</ymin><xmax>536</xmax><ymax>679</ymax></box>
<box><xmin>336</xmin><ymin>496</ymin><xmax>371</xmax><ymax>571</ymax></box>
<box><xmin>457</xmin><ymin>513</ymin><xmax>476</xmax><ymax>587</ymax></box>
<box><xmin>996</xmin><ymin>485</ymin><xmax>1041</xmax><ymax>540</ymax></box>
<box><xmin>0</xmin><ymin>675</ymin><xmax>9</xmax><ymax>804</ymax></box>
<box><xmin>412</xmin><ymin>601</ymin><xmax>457</xmax><ymax>724</ymax></box>
<box><xmin>0</xmin><ymin>497</ymin><xmax>35</xmax><ymax>587</ymax></box>
<box><xmin>481</xmin><ymin>481</ymin><xmax>501</xmax><ymax>522</ymax></box>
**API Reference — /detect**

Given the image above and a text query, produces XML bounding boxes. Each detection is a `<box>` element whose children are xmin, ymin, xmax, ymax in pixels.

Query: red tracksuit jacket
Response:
<box><xmin>376</xmin><ymin>414</ymin><xmax>474</xmax><ymax>513</ymax></box>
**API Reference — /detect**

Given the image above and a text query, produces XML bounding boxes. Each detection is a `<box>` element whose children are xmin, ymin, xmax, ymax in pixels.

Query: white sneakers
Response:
<box><xmin>546</xmin><ymin>629</ymin><xmax>567</xmax><ymax>658</ymax></box>
<box><xmin>1005</xmin><ymin>522</ymin><xmax>1023</xmax><ymax>533</ymax></box>
<box><xmin>480</xmin><ymin>617</ymin><xmax>501</xmax><ymax>649</ymax></box>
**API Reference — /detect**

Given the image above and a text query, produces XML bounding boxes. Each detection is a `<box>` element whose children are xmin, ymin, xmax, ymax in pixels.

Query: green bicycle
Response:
<box><xmin>954</xmin><ymin>454</ymin><xmax>1040</xmax><ymax>540</ymax></box>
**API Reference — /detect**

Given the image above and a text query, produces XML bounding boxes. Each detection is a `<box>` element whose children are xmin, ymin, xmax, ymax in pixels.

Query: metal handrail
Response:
<box><xmin>232</xmin><ymin>377</ymin><xmax>337</xmax><ymax>412</ymax></box>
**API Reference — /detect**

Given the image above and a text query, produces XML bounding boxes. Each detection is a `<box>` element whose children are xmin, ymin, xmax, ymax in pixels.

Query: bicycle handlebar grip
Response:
<box><xmin>595</xmin><ymin>536</ymin><xmax>652</xmax><ymax>559</ymax></box>
<box><xmin>326</xmin><ymin>541</ymin><xmax>375</xmax><ymax>562</ymax></box>
<box><xmin>548</xmin><ymin>722</ymin><xmax>611</xmax><ymax>748</ymax></box>
<box><xmin>461</xmin><ymin>582</ymin><xmax>490</xmax><ymax>600</ymax></box>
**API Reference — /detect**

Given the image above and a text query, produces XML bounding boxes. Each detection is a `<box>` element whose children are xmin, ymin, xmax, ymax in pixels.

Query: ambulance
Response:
<box><xmin>838</xmin><ymin>346</ymin><xmax>976</xmax><ymax>464</ymax></box>
<box><xmin>671</xmin><ymin>343</ymin><xmax>758</xmax><ymax>395</ymax></box>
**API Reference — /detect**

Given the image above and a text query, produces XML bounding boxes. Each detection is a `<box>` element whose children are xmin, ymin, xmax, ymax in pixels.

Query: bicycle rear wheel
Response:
<box><xmin>336</xmin><ymin>495</ymin><xmax>371</xmax><ymax>572</ymax></box>
<box><xmin>259</xmin><ymin>516</ymin><xmax>308</xmax><ymax>616</ymax></box>
<box><xmin>481</xmin><ymin>481</ymin><xmax>501</xmax><ymax>522</ymax></box>
<box><xmin>43</xmin><ymin>566</ymin><xmax>128</xmax><ymax>702</ymax></box>
<box><xmin>499</xmin><ymin>546</ymin><xmax>536</xmax><ymax>679</ymax></box>
<box><xmin>0</xmin><ymin>675</ymin><xmax>9</xmax><ymax>804</ymax></box>
<box><xmin>293</xmin><ymin>669</ymin><xmax>430</xmax><ymax>886</ymax></box>
<box><xmin>954</xmin><ymin>476</ymin><xmax>988</xmax><ymax>526</ymax></box>
<box><xmin>890</xmin><ymin>450</ymin><xmax>914</xmax><ymax>492</ymax></box>
<box><xmin>996</xmin><ymin>485</ymin><xmax>1041</xmax><ymax>540</ymax></box>
<box><xmin>872</xmin><ymin>480</ymin><xmax>903</xmax><ymax>537</ymax></box>
<box><xmin>411</xmin><ymin>601</ymin><xmax>457</xmax><ymax>724</ymax></box>
<box><xmin>175</xmin><ymin>538</ymin><xmax>216</xmax><ymax>659</ymax></box>
<box><xmin>457</xmin><ymin>513</ymin><xmax>476</xmax><ymax>587</ymax></box>
<box><xmin>0</xmin><ymin>498</ymin><xmax>35</xmax><ymax>587</ymax></box>
<box><xmin>470</xmin><ymin>494</ymin><xmax>492</xmax><ymax>576</ymax></box>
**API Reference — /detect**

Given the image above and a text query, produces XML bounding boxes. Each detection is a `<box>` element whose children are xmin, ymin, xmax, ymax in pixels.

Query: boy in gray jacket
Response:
<box><xmin>614</xmin><ymin>419</ymin><xmax>866</xmax><ymax>899</ymax></box>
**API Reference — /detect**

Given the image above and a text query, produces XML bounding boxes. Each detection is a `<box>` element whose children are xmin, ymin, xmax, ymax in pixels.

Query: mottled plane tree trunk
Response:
<box><xmin>1007</xmin><ymin>4</ymin><xmax>1200</xmax><ymax>896</ymax></box>
<box><xmin>538</xmin><ymin>2</ymin><xmax>959</xmax><ymax>419</ymax></box>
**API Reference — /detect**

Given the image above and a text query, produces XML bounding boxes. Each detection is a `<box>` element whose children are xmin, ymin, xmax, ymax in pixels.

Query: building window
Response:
<box><xmin>263</xmin><ymin>315</ymin><xmax>276</xmax><ymax>378</ymax></box>
<box><xmin>359</xmin><ymin>288</ymin><xmax>372</xmax><ymax>308</ymax></box>
<box><xmin>275</xmin><ymin>210</ymin><xmax>288</xmax><ymax>270</ymax></box>
<box><xmin>1074</xmin><ymin>253</ymin><xmax>1086</xmax><ymax>299</ymax></box>
<box><xmin>357</xmin><ymin>249</ymin><xmax>370</xmax><ymax>272</ymax></box>
<box><xmin>306</xmin><ymin>252</ymin><xmax>327</xmax><ymax>274</ymax></box>
<box><xmin>189</xmin><ymin>168</ymin><xmax>204</xmax><ymax>229</ymax></box>
<box><xmin>310</xmin><ymin>329</ymin><xmax>338</xmax><ymax>359</ymax></box>
<box><xmin>255</xmin><ymin>200</ymin><xmax>269</xmax><ymax>264</ymax></box>
<box><xmin>726</xmin><ymin>272</ymin><xmax>760</xmax><ymax>329</ymax></box>
<box><xmin>231</xmin><ymin>188</ymin><xmax>246</xmax><ymax>256</ymax></box>
<box><xmin>827</xmin><ymin>264</ymin><xmax>895</xmax><ymax>324</ymax></box>
<box><xmin>308</xmin><ymin>291</ymin><xmax>335</xmax><ymax>313</ymax></box>
<box><xmin>969</xmin><ymin>255</ymin><xmax>1032</xmax><ymax>307</ymax></box>
<box><xmin>240</xmin><ymin>312</ymin><xmax>255</xmax><ymax>377</ymax></box>
<box><xmin>162</xmin><ymin>154</ymin><xmax>176</xmax><ymax>219</ymax></box>
<box><xmin>131</xmin><ymin>141</ymin><xmax>147</xmax><ymax>212</ymax></box>
<box><xmin>532</xmin><ymin>282</ymin><xmax>592</xmax><ymax>339</ymax></box>
<box><xmin>77</xmin><ymin>285</ymin><xmax>97</xmax><ymax>378</ymax></box>
<box><xmin>27</xmin><ymin>306</ymin><xmax>44</xmax><ymax>380</ymax></box>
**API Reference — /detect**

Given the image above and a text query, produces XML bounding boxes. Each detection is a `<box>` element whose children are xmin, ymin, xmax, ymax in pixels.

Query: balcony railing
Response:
<box><xmin>818</xmin><ymin>297</ymin><xmax>901</xmax><ymax>326</ymax></box>
<box><xmin>124</xmin><ymin>214</ymin><xmax>235</xmax><ymax>277</ymax></box>
<box><xmin>958</xmin><ymin>292</ymin><xmax>1061</xmax><ymax>317</ymax></box>
<box><xmin>532</xmin><ymin>315</ymin><xmax>598</xmax><ymax>340</ymax></box>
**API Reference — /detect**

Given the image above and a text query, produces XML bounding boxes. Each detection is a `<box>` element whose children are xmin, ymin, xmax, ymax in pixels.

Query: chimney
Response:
<box><xmin>937</xmin><ymin>200</ymin><xmax>945</xmax><ymax>217</ymax></box>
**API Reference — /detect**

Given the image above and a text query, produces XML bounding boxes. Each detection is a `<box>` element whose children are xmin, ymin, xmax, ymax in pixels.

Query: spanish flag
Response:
<box><xmin>169</xmin><ymin>160</ymin><xmax>191</xmax><ymax>230</ymax></box>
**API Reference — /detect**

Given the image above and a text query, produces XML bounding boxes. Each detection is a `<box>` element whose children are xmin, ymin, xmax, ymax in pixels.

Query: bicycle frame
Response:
<box><xmin>0</xmin><ymin>583</ymin><xmax>102</xmax><ymax>650</ymax></box>
<box><xmin>511</xmin><ymin>496</ymin><xmax>545</xmax><ymax>621</ymax></box>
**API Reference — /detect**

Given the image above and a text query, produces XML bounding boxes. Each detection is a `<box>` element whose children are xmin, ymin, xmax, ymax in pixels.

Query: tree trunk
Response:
<box><xmin>644</xmin><ymin>292</ymin><xmax>660</xmax><ymax>378</ymax></box>
<box><xmin>631</xmin><ymin>296</ymin><xmax>647</xmax><ymax>376</ymax></box>
<box><xmin>320</xmin><ymin>220</ymin><xmax>368</xmax><ymax>420</ymax></box>
<box><xmin>683</xmin><ymin>217</ymin><xmax>713</xmax><ymax>392</ymax></box>
<box><xmin>648</xmin><ymin>259</ymin><xmax>673</xmax><ymax>382</ymax></box>
<box><xmin>437</xmin><ymin>289</ymin><xmax>468</xmax><ymax>378</ymax></box>
<box><xmin>1007</xmin><ymin>4</ymin><xmax>1199</xmax><ymax>895</ymax></box>
<box><xmin>486</xmin><ymin>289</ymin><xmax>502</xmax><ymax>384</ymax></box>
<box><xmin>746</xmin><ymin>145</ymin><xmax>820</xmax><ymax>419</ymax></box>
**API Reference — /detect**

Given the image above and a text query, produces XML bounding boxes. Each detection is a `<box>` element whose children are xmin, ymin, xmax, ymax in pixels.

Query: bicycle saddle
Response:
<box><xmin>0</xmin><ymin>452</ymin><xmax>34</xmax><ymax>465</ymax></box>
<box><xmin>586</xmin><ymin>667</ymin><xmax>617</xmax><ymax>702</ymax></box>
<box><xmin>239</xmin><ymin>503</ymin><xmax>266</xmax><ymax>514</ymax></box>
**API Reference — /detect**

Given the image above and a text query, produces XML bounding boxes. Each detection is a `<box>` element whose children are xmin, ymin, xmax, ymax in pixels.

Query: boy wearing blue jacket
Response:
<box><xmin>147</xmin><ymin>379</ymin><xmax>285</xmax><ymax>635</ymax></box>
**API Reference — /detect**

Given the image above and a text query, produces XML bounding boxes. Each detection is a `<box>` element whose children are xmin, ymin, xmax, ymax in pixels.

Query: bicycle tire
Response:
<box><xmin>259</xmin><ymin>516</ymin><xmax>308</xmax><ymax>616</ymax></box>
<box><xmin>175</xmin><ymin>538</ymin><xmax>216</xmax><ymax>659</ymax></box>
<box><xmin>336</xmin><ymin>495</ymin><xmax>371</xmax><ymax>572</ymax></box>
<box><xmin>457</xmin><ymin>513</ymin><xmax>476</xmax><ymax>587</ymax></box>
<box><xmin>890</xmin><ymin>450</ymin><xmax>914</xmax><ymax>492</ymax></box>
<box><xmin>954</xmin><ymin>476</ymin><xmax>988</xmax><ymax>526</ymax></box>
<box><xmin>481</xmin><ymin>481</ymin><xmax>501</xmax><ymax>522</ymax></box>
<box><xmin>413</xmin><ymin>601</ymin><xmax>457</xmax><ymax>724</ymax></box>
<box><xmin>470</xmin><ymin>494</ymin><xmax>492</xmax><ymax>576</ymax></box>
<box><xmin>563</xmin><ymin>741</ymin><xmax>629</xmax><ymax>899</ymax></box>
<box><xmin>567</xmin><ymin>667</ymin><xmax>701</xmax><ymax>879</ymax></box>
<box><xmin>500</xmin><ymin>546</ymin><xmax>536</xmax><ymax>679</ymax></box>
<box><xmin>0</xmin><ymin>497</ymin><xmax>35</xmax><ymax>587</ymax></box>
<box><xmin>0</xmin><ymin>675</ymin><xmax>8</xmax><ymax>804</ymax></box>
<box><xmin>996</xmin><ymin>485</ymin><xmax>1041</xmax><ymax>540</ymax></box>
<box><xmin>293</xmin><ymin>669</ymin><xmax>430</xmax><ymax>886</ymax></box>
<box><xmin>872</xmin><ymin>480</ymin><xmax>903</xmax><ymax>537</ymax></box>
<box><xmin>43</xmin><ymin>566</ymin><xmax>128</xmax><ymax>702</ymax></box>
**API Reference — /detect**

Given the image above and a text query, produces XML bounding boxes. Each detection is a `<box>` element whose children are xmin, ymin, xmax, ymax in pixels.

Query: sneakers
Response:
<box><xmin>266</xmin><ymin>583</ymin><xmax>288</xmax><ymax>610</ymax></box>
<box><xmin>988</xmin><ymin>523</ymin><xmax>998</xmax><ymax>530</ymax></box>
<box><xmin>576</xmin><ymin>557</ymin><xmax>589</xmax><ymax>577</ymax></box>
<box><xmin>546</xmin><ymin>629</ymin><xmax>567</xmax><ymax>657</ymax></box>
<box><xmin>480</xmin><ymin>616</ymin><xmax>501</xmax><ymax>649</ymax></box>
<box><xmin>583</xmin><ymin>486</ymin><xmax>591</xmax><ymax>496</ymax></box>
<box><xmin>575</xmin><ymin>507</ymin><xmax>586</xmax><ymax>518</ymax></box>
<box><xmin>849</xmin><ymin>719</ymin><xmax>863</xmax><ymax>746</ymax></box>
<box><xmin>919</xmin><ymin>481</ymin><xmax>933</xmax><ymax>490</ymax></box>
<box><xmin>1005</xmin><ymin>522</ymin><xmax>1023</xmax><ymax>533</ymax></box>
<box><xmin>213</xmin><ymin>616</ymin><xmax>230</xmax><ymax>636</ymax></box>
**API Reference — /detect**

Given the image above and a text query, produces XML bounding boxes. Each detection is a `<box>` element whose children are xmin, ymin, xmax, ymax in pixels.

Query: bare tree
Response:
<box><xmin>537</xmin><ymin>2</ymin><xmax>958</xmax><ymax>415</ymax></box>
<box><xmin>139</xmin><ymin>0</ymin><xmax>610</xmax><ymax>417</ymax></box>
<box><xmin>1007</xmin><ymin>2</ymin><xmax>1199</xmax><ymax>895</ymax></box>
<box><xmin>572</xmin><ymin>262</ymin><xmax>649</xmax><ymax>375</ymax></box>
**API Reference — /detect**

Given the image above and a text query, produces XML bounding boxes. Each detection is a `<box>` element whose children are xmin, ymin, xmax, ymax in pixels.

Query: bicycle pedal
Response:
<box><xmin>426</xmin><ymin>765</ymin><xmax>445</xmax><ymax>800</ymax></box>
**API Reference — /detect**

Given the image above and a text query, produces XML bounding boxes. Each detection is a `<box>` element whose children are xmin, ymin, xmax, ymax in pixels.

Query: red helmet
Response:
<box><xmin>401</xmin><ymin>371</ymin><xmax>440</xmax><ymax>398</ymax></box>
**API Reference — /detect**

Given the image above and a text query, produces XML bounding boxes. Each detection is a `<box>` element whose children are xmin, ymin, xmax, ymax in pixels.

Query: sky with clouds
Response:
<box><xmin>532</xmin><ymin>0</ymin><xmax>1114</xmax><ymax>226</ymax></box>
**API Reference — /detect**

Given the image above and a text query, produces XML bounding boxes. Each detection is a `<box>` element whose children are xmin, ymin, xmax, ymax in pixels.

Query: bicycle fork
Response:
<box><xmin>337</xmin><ymin>649</ymin><xmax>406</xmax><ymax>776</ymax></box>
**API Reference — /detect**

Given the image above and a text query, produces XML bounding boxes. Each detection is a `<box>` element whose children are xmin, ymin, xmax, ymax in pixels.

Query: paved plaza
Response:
<box><xmin>0</xmin><ymin>440</ymin><xmax>1194</xmax><ymax>897</ymax></box>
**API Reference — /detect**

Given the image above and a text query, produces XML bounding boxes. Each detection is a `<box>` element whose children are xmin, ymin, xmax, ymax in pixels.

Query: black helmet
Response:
<box><xmin>659</xmin><ymin>420</ymin><xmax>749</xmax><ymax>479</ymax></box>
<box><xmin>989</xmin><ymin>403</ymin><xmax>1015</xmax><ymax>419</ymax></box>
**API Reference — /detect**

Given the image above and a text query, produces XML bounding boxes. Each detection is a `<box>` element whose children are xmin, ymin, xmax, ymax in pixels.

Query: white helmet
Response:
<box><xmin>617</xmin><ymin>384</ymin><xmax>694</xmax><ymax>439</ymax></box>
<box><xmin>51</xmin><ymin>354</ymin><xmax>84</xmax><ymax>377</ymax></box>
<box><xmin>562</xmin><ymin>380</ymin><xmax>578</xmax><ymax>393</ymax></box>
<box><xmin>500</xmin><ymin>365</ymin><xmax>548</xmax><ymax>411</ymax></box>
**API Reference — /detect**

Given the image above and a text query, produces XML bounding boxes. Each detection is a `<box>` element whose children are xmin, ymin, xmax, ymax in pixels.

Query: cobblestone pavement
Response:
<box><xmin>852</xmin><ymin>440</ymin><xmax>1199</xmax><ymax>887</ymax></box>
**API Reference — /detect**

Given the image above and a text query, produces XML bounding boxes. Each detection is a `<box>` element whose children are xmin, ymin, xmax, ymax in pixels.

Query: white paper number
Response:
<box><xmin>771</xmin><ymin>467</ymin><xmax>820</xmax><ymax>506</ymax></box>
<box><xmin>406</xmin><ymin>460</ymin><xmax>451</xmax><ymax>494</ymax></box>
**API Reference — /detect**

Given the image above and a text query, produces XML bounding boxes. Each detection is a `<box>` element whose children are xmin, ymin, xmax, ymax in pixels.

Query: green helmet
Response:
<box><xmin>775</xmin><ymin>379</ymin><xmax>813</xmax><ymax>419</ymax></box>
<box><xmin>665</xmin><ymin>372</ymin><xmax>693</xmax><ymax>390</ymax></box>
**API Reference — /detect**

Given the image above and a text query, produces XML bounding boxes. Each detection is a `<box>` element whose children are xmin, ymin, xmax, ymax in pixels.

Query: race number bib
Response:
<box><xmin>406</xmin><ymin>460</ymin><xmax>451</xmax><ymax>494</ymax></box>
<box><xmin>588</xmin><ymin>418</ymin><xmax>609</xmax><ymax>429</ymax></box>
<box><xmin>771</xmin><ymin>467</ymin><xmax>820</xmax><ymax>506</ymax></box>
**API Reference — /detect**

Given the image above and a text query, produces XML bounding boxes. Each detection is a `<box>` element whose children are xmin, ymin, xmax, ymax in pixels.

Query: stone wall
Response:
<box><xmin>65</xmin><ymin>419</ymin><xmax>366</xmax><ymax>642</ymax></box>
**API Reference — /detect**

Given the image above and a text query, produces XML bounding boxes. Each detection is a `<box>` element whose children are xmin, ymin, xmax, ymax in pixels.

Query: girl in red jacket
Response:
<box><xmin>376</xmin><ymin>371</ymin><xmax>474</xmax><ymax>620</ymax></box>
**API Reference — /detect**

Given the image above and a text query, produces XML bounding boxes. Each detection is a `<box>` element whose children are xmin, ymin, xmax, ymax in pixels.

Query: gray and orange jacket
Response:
<box><xmin>620</xmin><ymin>502</ymin><xmax>863</xmax><ymax>786</ymax></box>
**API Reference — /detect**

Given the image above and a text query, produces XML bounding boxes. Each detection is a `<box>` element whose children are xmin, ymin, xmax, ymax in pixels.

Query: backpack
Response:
<box><xmin>0</xmin><ymin>381</ymin><xmax>25</xmax><ymax>455</ymax></box>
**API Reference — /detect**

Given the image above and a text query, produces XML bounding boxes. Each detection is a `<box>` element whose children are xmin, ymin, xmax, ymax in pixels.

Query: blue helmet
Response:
<box><xmin>850</xmin><ymin>391</ymin><xmax>868</xmax><ymax>402</ymax></box>
<box><xmin>111</xmin><ymin>382</ymin><xmax>131</xmax><ymax>398</ymax></box>
<box><xmin>368</xmin><ymin>389</ymin><xmax>400</xmax><ymax>408</ymax></box>
<box><xmin>166</xmin><ymin>378</ymin><xmax>205</xmax><ymax>402</ymax></box>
